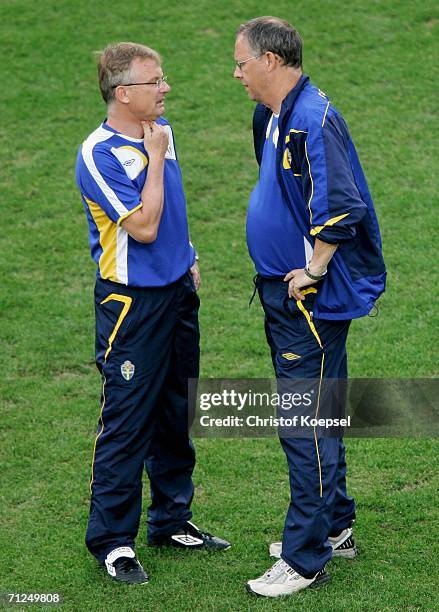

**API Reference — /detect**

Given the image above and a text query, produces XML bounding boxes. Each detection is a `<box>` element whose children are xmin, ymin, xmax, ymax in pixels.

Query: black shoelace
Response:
<box><xmin>114</xmin><ymin>557</ymin><xmax>138</xmax><ymax>572</ymax></box>
<box><xmin>185</xmin><ymin>525</ymin><xmax>211</xmax><ymax>540</ymax></box>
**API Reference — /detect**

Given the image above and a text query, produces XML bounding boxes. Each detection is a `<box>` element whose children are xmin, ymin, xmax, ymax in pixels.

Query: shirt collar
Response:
<box><xmin>279</xmin><ymin>74</ymin><xmax>310</xmax><ymax>121</ymax></box>
<box><xmin>101</xmin><ymin>121</ymin><xmax>144</xmax><ymax>143</ymax></box>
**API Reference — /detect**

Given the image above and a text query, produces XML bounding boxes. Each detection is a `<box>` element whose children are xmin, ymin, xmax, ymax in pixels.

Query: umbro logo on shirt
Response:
<box><xmin>111</xmin><ymin>146</ymin><xmax>147</xmax><ymax>179</ymax></box>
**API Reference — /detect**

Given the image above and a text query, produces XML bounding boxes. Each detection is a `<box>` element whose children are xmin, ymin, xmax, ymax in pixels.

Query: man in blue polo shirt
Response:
<box><xmin>234</xmin><ymin>17</ymin><xmax>385</xmax><ymax>598</ymax></box>
<box><xmin>76</xmin><ymin>42</ymin><xmax>230</xmax><ymax>585</ymax></box>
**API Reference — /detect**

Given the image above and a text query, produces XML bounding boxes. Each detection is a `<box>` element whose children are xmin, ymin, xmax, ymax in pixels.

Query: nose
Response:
<box><xmin>160</xmin><ymin>81</ymin><xmax>171</xmax><ymax>93</ymax></box>
<box><xmin>233</xmin><ymin>66</ymin><xmax>242</xmax><ymax>79</ymax></box>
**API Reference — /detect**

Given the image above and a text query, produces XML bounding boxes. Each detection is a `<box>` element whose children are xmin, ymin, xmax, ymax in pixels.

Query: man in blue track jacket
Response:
<box><xmin>234</xmin><ymin>17</ymin><xmax>386</xmax><ymax>598</ymax></box>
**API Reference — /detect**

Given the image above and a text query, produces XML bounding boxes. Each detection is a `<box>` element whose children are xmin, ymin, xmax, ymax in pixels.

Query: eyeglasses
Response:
<box><xmin>235</xmin><ymin>55</ymin><xmax>261</xmax><ymax>70</ymax></box>
<box><xmin>112</xmin><ymin>76</ymin><xmax>168</xmax><ymax>89</ymax></box>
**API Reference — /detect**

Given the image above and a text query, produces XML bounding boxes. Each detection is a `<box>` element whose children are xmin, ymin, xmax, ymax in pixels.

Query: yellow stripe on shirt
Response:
<box><xmin>85</xmin><ymin>196</ymin><xmax>118</xmax><ymax>282</ymax></box>
<box><xmin>310</xmin><ymin>213</ymin><xmax>350</xmax><ymax>237</ymax></box>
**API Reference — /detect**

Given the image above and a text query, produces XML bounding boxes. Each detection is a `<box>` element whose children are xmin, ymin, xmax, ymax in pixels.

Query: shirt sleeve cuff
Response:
<box><xmin>116</xmin><ymin>202</ymin><xmax>143</xmax><ymax>226</ymax></box>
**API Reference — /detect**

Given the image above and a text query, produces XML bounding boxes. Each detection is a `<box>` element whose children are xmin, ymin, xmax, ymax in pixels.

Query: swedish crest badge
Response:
<box><xmin>121</xmin><ymin>360</ymin><xmax>135</xmax><ymax>381</ymax></box>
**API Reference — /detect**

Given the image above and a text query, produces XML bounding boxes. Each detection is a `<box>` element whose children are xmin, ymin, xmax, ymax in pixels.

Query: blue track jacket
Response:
<box><xmin>253</xmin><ymin>75</ymin><xmax>386</xmax><ymax>320</ymax></box>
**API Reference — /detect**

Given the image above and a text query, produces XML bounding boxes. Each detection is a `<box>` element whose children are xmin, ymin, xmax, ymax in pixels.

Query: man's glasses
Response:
<box><xmin>112</xmin><ymin>76</ymin><xmax>168</xmax><ymax>89</ymax></box>
<box><xmin>235</xmin><ymin>55</ymin><xmax>261</xmax><ymax>71</ymax></box>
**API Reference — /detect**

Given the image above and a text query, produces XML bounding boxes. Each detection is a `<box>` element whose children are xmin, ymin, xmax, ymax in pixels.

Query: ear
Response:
<box><xmin>265</xmin><ymin>51</ymin><xmax>277</xmax><ymax>72</ymax></box>
<box><xmin>266</xmin><ymin>51</ymin><xmax>281</xmax><ymax>72</ymax></box>
<box><xmin>114</xmin><ymin>85</ymin><xmax>130</xmax><ymax>105</ymax></box>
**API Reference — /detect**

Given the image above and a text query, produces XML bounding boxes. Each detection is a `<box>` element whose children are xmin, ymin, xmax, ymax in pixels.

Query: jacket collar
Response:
<box><xmin>279</xmin><ymin>74</ymin><xmax>310</xmax><ymax>124</ymax></box>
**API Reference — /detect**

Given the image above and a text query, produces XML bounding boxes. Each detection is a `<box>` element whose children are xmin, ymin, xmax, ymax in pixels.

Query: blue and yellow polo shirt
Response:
<box><xmin>75</xmin><ymin>118</ymin><xmax>195</xmax><ymax>287</ymax></box>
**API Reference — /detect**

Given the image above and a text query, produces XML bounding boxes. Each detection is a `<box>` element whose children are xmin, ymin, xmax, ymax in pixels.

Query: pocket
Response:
<box><xmin>96</xmin><ymin>293</ymin><xmax>136</xmax><ymax>347</ymax></box>
<box><xmin>284</xmin><ymin>293</ymin><xmax>321</xmax><ymax>341</ymax></box>
<box><xmin>285</xmin><ymin>289</ymin><xmax>317</xmax><ymax>314</ymax></box>
<box><xmin>283</xmin><ymin>295</ymin><xmax>305</xmax><ymax>320</ymax></box>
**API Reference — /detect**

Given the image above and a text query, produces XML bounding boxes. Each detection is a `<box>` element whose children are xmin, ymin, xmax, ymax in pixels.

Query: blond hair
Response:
<box><xmin>97</xmin><ymin>42</ymin><xmax>161</xmax><ymax>104</ymax></box>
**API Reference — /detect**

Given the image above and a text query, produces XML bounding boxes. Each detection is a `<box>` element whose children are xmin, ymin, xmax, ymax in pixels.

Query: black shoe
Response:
<box><xmin>105</xmin><ymin>556</ymin><xmax>149</xmax><ymax>584</ymax></box>
<box><xmin>310</xmin><ymin>566</ymin><xmax>331</xmax><ymax>588</ymax></box>
<box><xmin>149</xmin><ymin>521</ymin><xmax>231</xmax><ymax>551</ymax></box>
<box><xmin>270</xmin><ymin>527</ymin><xmax>358</xmax><ymax>560</ymax></box>
<box><xmin>328</xmin><ymin>527</ymin><xmax>358</xmax><ymax>558</ymax></box>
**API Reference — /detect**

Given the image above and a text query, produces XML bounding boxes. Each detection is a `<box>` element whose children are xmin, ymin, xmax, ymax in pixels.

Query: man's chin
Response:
<box><xmin>143</xmin><ymin>110</ymin><xmax>163</xmax><ymax>122</ymax></box>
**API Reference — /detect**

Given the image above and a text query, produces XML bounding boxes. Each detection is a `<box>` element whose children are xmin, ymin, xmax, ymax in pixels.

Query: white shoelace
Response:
<box><xmin>263</xmin><ymin>559</ymin><xmax>299</xmax><ymax>580</ymax></box>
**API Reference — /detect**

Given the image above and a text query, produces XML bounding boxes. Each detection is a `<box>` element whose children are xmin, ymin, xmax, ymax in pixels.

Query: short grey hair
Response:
<box><xmin>237</xmin><ymin>16</ymin><xmax>302</xmax><ymax>68</ymax></box>
<box><xmin>96</xmin><ymin>42</ymin><xmax>161</xmax><ymax>104</ymax></box>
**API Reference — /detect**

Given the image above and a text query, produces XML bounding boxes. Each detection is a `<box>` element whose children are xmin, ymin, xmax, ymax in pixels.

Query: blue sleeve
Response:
<box><xmin>77</xmin><ymin>144</ymin><xmax>142</xmax><ymax>224</ymax></box>
<box><xmin>301</xmin><ymin>113</ymin><xmax>367</xmax><ymax>243</ymax></box>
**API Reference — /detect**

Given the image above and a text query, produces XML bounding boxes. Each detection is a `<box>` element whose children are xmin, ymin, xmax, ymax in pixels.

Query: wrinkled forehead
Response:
<box><xmin>129</xmin><ymin>57</ymin><xmax>162</xmax><ymax>79</ymax></box>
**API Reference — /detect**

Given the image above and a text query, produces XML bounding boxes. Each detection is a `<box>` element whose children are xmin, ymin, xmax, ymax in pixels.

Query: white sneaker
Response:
<box><xmin>246</xmin><ymin>559</ymin><xmax>329</xmax><ymax>597</ymax></box>
<box><xmin>269</xmin><ymin>527</ymin><xmax>357</xmax><ymax>560</ymax></box>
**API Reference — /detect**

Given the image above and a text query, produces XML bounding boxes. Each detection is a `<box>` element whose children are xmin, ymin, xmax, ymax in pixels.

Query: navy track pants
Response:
<box><xmin>86</xmin><ymin>273</ymin><xmax>199</xmax><ymax>563</ymax></box>
<box><xmin>258</xmin><ymin>277</ymin><xmax>356</xmax><ymax>578</ymax></box>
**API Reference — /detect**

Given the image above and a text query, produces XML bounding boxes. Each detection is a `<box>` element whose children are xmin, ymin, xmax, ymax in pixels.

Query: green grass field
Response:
<box><xmin>1</xmin><ymin>0</ymin><xmax>438</xmax><ymax>610</ymax></box>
